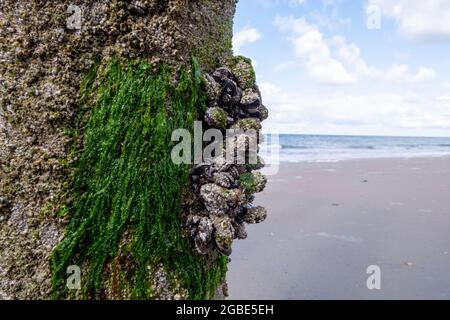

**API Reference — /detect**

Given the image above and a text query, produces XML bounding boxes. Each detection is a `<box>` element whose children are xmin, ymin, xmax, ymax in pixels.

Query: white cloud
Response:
<box><xmin>274</xmin><ymin>16</ymin><xmax>436</xmax><ymax>84</ymax></box>
<box><xmin>408</xmin><ymin>67</ymin><xmax>436</xmax><ymax>82</ymax></box>
<box><xmin>260</xmin><ymin>81</ymin><xmax>450</xmax><ymax>136</ymax></box>
<box><xmin>233</xmin><ymin>27</ymin><xmax>262</xmax><ymax>54</ymax></box>
<box><xmin>259</xmin><ymin>82</ymin><xmax>282</xmax><ymax>95</ymax></box>
<box><xmin>331</xmin><ymin>35</ymin><xmax>373</xmax><ymax>77</ymax></box>
<box><xmin>274</xmin><ymin>16</ymin><xmax>356</xmax><ymax>84</ymax></box>
<box><xmin>310</xmin><ymin>0</ymin><xmax>351</xmax><ymax>30</ymax></box>
<box><xmin>384</xmin><ymin>65</ymin><xmax>436</xmax><ymax>82</ymax></box>
<box><xmin>436</xmin><ymin>95</ymin><xmax>450</xmax><ymax>101</ymax></box>
<box><xmin>368</xmin><ymin>0</ymin><xmax>450</xmax><ymax>41</ymax></box>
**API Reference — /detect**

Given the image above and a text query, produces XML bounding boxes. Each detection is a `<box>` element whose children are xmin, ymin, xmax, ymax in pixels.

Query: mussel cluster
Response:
<box><xmin>186</xmin><ymin>58</ymin><xmax>269</xmax><ymax>256</ymax></box>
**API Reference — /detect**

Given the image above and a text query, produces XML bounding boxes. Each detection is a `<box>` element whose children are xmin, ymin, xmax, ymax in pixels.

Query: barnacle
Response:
<box><xmin>187</xmin><ymin>62</ymin><xmax>269</xmax><ymax>256</ymax></box>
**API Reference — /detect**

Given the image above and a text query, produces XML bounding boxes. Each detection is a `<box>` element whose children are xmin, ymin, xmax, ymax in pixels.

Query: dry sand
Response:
<box><xmin>227</xmin><ymin>156</ymin><xmax>450</xmax><ymax>299</ymax></box>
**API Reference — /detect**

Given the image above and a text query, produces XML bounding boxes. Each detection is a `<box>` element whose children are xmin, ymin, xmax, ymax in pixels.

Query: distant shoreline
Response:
<box><xmin>263</xmin><ymin>133</ymin><xmax>450</xmax><ymax>139</ymax></box>
<box><xmin>260</xmin><ymin>134</ymin><xmax>450</xmax><ymax>163</ymax></box>
<box><xmin>273</xmin><ymin>153</ymin><xmax>450</xmax><ymax>164</ymax></box>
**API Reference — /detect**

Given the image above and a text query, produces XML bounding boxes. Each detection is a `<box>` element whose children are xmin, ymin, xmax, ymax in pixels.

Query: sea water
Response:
<box><xmin>260</xmin><ymin>134</ymin><xmax>450</xmax><ymax>163</ymax></box>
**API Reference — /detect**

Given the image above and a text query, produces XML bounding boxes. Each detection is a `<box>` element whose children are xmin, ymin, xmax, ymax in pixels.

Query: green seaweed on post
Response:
<box><xmin>51</xmin><ymin>58</ymin><xmax>228</xmax><ymax>300</ymax></box>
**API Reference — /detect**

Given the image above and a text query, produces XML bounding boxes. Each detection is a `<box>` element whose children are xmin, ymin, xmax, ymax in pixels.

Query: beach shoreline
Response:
<box><xmin>261</xmin><ymin>134</ymin><xmax>450</xmax><ymax>163</ymax></box>
<box><xmin>228</xmin><ymin>156</ymin><xmax>450</xmax><ymax>299</ymax></box>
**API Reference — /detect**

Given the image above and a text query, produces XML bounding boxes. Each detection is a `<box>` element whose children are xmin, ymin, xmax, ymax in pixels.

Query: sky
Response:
<box><xmin>233</xmin><ymin>0</ymin><xmax>450</xmax><ymax>137</ymax></box>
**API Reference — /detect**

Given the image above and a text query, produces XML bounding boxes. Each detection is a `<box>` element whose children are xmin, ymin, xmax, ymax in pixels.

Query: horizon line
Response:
<box><xmin>261</xmin><ymin>132</ymin><xmax>450</xmax><ymax>139</ymax></box>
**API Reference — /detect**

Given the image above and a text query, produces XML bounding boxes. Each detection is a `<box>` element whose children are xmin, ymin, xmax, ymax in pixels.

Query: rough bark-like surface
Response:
<box><xmin>0</xmin><ymin>0</ymin><xmax>237</xmax><ymax>300</ymax></box>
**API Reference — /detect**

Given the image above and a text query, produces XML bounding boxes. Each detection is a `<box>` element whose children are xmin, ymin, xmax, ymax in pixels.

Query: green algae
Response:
<box><xmin>210</xmin><ymin>107</ymin><xmax>229</xmax><ymax>129</ymax></box>
<box><xmin>230</xmin><ymin>56</ymin><xmax>256</xmax><ymax>89</ymax></box>
<box><xmin>239</xmin><ymin>172</ymin><xmax>258</xmax><ymax>195</ymax></box>
<box><xmin>51</xmin><ymin>58</ymin><xmax>228</xmax><ymax>300</ymax></box>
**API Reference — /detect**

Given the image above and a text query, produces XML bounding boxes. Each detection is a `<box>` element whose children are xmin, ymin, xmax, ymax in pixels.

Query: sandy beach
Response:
<box><xmin>227</xmin><ymin>156</ymin><xmax>450</xmax><ymax>300</ymax></box>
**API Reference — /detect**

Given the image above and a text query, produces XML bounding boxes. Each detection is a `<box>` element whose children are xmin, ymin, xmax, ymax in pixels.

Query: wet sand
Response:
<box><xmin>227</xmin><ymin>157</ymin><xmax>450</xmax><ymax>300</ymax></box>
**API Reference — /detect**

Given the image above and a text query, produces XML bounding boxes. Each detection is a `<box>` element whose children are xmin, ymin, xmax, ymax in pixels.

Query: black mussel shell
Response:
<box><xmin>212</xmin><ymin>67</ymin><xmax>234</xmax><ymax>84</ymax></box>
<box><xmin>218</xmin><ymin>79</ymin><xmax>241</xmax><ymax>108</ymax></box>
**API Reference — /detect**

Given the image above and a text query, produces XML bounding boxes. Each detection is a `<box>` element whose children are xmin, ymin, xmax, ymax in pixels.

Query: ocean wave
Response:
<box><xmin>281</xmin><ymin>145</ymin><xmax>310</xmax><ymax>150</ymax></box>
<box><xmin>262</xmin><ymin>135</ymin><xmax>450</xmax><ymax>162</ymax></box>
<box><xmin>400</xmin><ymin>144</ymin><xmax>420</xmax><ymax>148</ymax></box>
<box><xmin>347</xmin><ymin>145</ymin><xmax>376</xmax><ymax>150</ymax></box>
